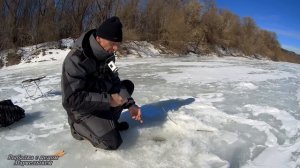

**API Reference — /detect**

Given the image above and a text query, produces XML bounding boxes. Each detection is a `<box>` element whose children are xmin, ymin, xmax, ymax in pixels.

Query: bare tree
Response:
<box><xmin>219</xmin><ymin>9</ymin><xmax>242</xmax><ymax>48</ymax></box>
<box><xmin>37</xmin><ymin>0</ymin><xmax>58</xmax><ymax>42</ymax></box>
<box><xmin>240</xmin><ymin>17</ymin><xmax>259</xmax><ymax>55</ymax></box>
<box><xmin>3</xmin><ymin>0</ymin><xmax>22</xmax><ymax>48</ymax></box>
<box><xmin>70</xmin><ymin>0</ymin><xmax>93</xmax><ymax>35</ymax></box>
<box><xmin>200</xmin><ymin>4</ymin><xmax>223</xmax><ymax>45</ymax></box>
<box><xmin>117</xmin><ymin>0</ymin><xmax>141</xmax><ymax>40</ymax></box>
<box><xmin>91</xmin><ymin>0</ymin><xmax>117</xmax><ymax>27</ymax></box>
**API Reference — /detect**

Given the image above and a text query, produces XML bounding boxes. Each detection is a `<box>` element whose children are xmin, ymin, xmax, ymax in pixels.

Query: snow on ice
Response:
<box><xmin>0</xmin><ymin>44</ymin><xmax>300</xmax><ymax>168</ymax></box>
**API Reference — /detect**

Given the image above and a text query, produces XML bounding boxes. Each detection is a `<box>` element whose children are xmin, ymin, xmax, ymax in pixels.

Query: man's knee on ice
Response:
<box><xmin>73</xmin><ymin>122</ymin><xmax>122</xmax><ymax>150</ymax></box>
<box><xmin>94</xmin><ymin>130</ymin><xmax>123</xmax><ymax>150</ymax></box>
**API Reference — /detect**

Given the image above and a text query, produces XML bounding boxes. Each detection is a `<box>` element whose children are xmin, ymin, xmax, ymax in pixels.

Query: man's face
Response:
<box><xmin>96</xmin><ymin>36</ymin><xmax>121</xmax><ymax>54</ymax></box>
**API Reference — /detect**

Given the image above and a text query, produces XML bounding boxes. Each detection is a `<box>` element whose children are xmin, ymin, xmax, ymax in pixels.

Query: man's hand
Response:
<box><xmin>110</xmin><ymin>94</ymin><xmax>127</xmax><ymax>107</ymax></box>
<box><xmin>129</xmin><ymin>104</ymin><xmax>143</xmax><ymax>124</ymax></box>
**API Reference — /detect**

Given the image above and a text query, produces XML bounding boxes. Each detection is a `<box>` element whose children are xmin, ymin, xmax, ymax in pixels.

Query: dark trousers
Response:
<box><xmin>69</xmin><ymin>80</ymin><xmax>134</xmax><ymax>150</ymax></box>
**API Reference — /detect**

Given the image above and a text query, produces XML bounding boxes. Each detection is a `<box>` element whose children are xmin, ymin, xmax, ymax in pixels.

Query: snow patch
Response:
<box><xmin>122</xmin><ymin>41</ymin><xmax>161</xmax><ymax>58</ymax></box>
<box><xmin>297</xmin><ymin>88</ymin><xmax>300</xmax><ymax>104</ymax></box>
<box><xmin>243</xmin><ymin>138</ymin><xmax>300</xmax><ymax>168</ymax></box>
<box><xmin>235</xmin><ymin>82</ymin><xmax>258</xmax><ymax>90</ymax></box>
<box><xmin>156</xmin><ymin>61</ymin><xmax>296</xmax><ymax>84</ymax></box>
<box><xmin>61</xmin><ymin>38</ymin><xmax>75</xmax><ymax>48</ymax></box>
<box><xmin>244</xmin><ymin>105</ymin><xmax>300</xmax><ymax>138</ymax></box>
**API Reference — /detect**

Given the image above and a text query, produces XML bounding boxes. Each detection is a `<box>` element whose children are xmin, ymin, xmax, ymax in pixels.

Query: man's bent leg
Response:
<box><xmin>68</xmin><ymin>117</ymin><xmax>84</xmax><ymax>140</ymax></box>
<box><xmin>110</xmin><ymin>107</ymin><xmax>129</xmax><ymax>131</ymax></box>
<box><xmin>73</xmin><ymin>115</ymin><xmax>122</xmax><ymax>150</ymax></box>
<box><xmin>70</xmin><ymin>80</ymin><xmax>135</xmax><ymax>149</ymax></box>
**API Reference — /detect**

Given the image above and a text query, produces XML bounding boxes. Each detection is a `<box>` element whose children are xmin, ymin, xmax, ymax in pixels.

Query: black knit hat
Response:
<box><xmin>96</xmin><ymin>16</ymin><xmax>123</xmax><ymax>42</ymax></box>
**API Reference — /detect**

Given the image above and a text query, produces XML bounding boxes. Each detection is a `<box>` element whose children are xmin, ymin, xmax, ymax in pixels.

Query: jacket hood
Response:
<box><xmin>73</xmin><ymin>29</ymin><xmax>112</xmax><ymax>61</ymax></box>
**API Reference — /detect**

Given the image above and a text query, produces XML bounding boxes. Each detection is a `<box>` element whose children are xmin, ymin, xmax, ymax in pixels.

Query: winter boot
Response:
<box><xmin>70</xmin><ymin>126</ymin><xmax>84</xmax><ymax>140</ymax></box>
<box><xmin>116</xmin><ymin>122</ymin><xmax>129</xmax><ymax>131</ymax></box>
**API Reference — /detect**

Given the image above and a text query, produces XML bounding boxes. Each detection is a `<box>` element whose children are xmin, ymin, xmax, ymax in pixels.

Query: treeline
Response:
<box><xmin>0</xmin><ymin>0</ymin><xmax>299</xmax><ymax>63</ymax></box>
<box><xmin>0</xmin><ymin>0</ymin><xmax>116</xmax><ymax>50</ymax></box>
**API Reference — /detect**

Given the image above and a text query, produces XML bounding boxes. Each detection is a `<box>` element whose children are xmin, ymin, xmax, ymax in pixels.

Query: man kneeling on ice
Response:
<box><xmin>61</xmin><ymin>16</ymin><xmax>143</xmax><ymax>150</ymax></box>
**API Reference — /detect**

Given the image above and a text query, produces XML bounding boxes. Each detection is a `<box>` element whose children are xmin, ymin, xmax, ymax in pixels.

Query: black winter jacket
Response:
<box><xmin>61</xmin><ymin>29</ymin><xmax>122</xmax><ymax>121</ymax></box>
